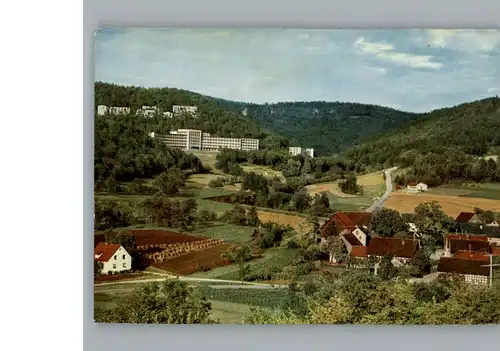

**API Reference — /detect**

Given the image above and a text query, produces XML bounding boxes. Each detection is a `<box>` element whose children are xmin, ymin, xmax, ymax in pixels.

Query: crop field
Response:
<box><xmin>152</xmin><ymin>243</ymin><xmax>236</xmax><ymax>275</ymax></box>
<box><xmin>257</xmin><ymin>210</ymin><xmax>307</xmax><ymax>230</ymax></box>
<box><xmin>328</xmin><ymin>195</ymin><xmax>374</xmax><ymax>211</ymax></box>
<box><xmin>197</xmin><ymin>285</ymin><xmax>288</xmax><ymax>310</ymax></box>
<box><xmin>427</xmin><ymin>183</ymin><xmax>500</xmax><ymax>201</ymax></box>
<box><xmin>189</xmin><ymin>222</ymin><xmax>255</xmax><ymax>244</ymax></box>
<box><xmin>383</xmin><ymin>192</ymin><xmax>500</xmax><ymax>218</ymax></box>
<box><xmin>190</xmin><ymin>247</ymin><xmax>301</xmax><ymax>280</ymax></box>
<box><xmin>305</xmin><ymin>171</ymin><xmax>385</xmax><ymax>199</ymax></box>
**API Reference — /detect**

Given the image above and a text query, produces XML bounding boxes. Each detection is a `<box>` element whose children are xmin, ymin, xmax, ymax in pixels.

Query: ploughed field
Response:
<box><xmin>383</xmin><ymin>192</ymin><xmax>500</xmax><ymax>218</ymax></box>
<box><xmin>152</xmin><ymin>243</ymin><xmax>236</xmax><ymax>275</ymax></box>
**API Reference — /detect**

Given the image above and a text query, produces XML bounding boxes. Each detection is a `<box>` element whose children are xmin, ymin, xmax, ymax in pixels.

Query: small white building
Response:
<box><xmin>406</xmin><ymin>182</ymin><xmax>428</xmax><ymax>192</ymax></box>
<box><xmin>172</xmin><ymin>105</ymin><xmax>198</xmax><ymax>116</ymax></box>
<box><xmin>94</xmin><ymin>242</ymin><xmax>132</xmax><ymax>274</ymax></box>
<box><xmin>97</xmin><ymin>105</ymin><xmax>131</xmax><ymax>116</ymax></box>
<box><xmin>289</xmin><ymin>147</ymin><xmax>314</xmax><ymax>158</ymax></box>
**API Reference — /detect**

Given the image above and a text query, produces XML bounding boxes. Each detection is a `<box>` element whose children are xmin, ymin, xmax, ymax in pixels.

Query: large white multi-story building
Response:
<box><xmin>151</xmin><ymin>129</ymin><xmax>259</xmax><ymax>152</ymax></box>
<box><xmin>172</xmin><ymin>105</ymin><xmax>198</xmax><ymax>116</ymax></box>
<box><xmin>289</xmin><ymin>146</ymin><xmax>314</xmax><ymax>158</ymax></box>
<box><xmin>97</xmin><ymin>105</ymin><xmax>131</xmax><ymax>116</ymax></box>
<box><xmin>136</xmin><ymin>105</ymin><xmax>159</xmax><ymax>118</ymax></box>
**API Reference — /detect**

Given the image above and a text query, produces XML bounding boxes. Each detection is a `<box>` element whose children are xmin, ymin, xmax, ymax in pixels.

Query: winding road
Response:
<box><xmin>365</xmin><ymin>167</ymin><xmax>398</xmax><ymax>213</ymax></box>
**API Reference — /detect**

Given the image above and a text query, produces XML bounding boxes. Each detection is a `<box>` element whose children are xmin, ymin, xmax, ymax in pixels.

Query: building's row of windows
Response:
<box><xmin>112</xmin><ymin>263</ymin><xmax>128</xmax><ymax>269</ymax></box>
<box><xmin>113</xmin><ymin>254</ymin><xmax>126</xmax><ymax>260</ymax></box>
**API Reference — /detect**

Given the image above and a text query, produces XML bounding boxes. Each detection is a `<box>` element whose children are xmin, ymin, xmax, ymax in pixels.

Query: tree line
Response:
<box><xmin>343</xmin><ymin>97</ymin><xmax>500</xmax><ymax>186</ymax></box>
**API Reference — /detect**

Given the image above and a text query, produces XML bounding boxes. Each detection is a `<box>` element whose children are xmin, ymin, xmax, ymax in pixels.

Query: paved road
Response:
<box><xmin>365</xmin><ymin>167</ymin><xmax>398</xmax><ymax>213</ymax></box>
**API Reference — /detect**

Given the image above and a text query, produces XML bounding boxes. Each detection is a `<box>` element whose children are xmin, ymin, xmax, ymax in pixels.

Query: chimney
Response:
<box><xmin>468</xmin><ymin>244</ymin><xmax>472</xmax><ymax>253</ymax></box>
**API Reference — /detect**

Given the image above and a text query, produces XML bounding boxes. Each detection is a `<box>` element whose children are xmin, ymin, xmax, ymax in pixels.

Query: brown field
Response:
<box><xmin>152</xmin><ymin>243</ymin><xmax>236</xmax><ymax>275</ymax></box>
<box><xmin>95</xmin><ymin>229</ymin><xmax>205</xmax><ymax>248</ymax></box>
<box><xmin>306</xmin><ymin>171</ymin><xmax>384</xmax><ymax>198</ymax></box>
<box><xmin>383</xmin><ymin>192</ymin><xmax>500</xmax><ymax>218</ymax></box>
<box><xmin>257</xmin><ymin>210</ymin><xmax>307</xmax><ymax>229</ymax></box>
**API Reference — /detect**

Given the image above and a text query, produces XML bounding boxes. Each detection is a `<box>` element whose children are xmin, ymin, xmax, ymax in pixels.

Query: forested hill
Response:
<box><xmin>95</xmin><ymin>82</ymin><xmax>423</xmax><ymax>155</ymax></box>
<box><xmin>94</xmin><ymin>82</ymin><xmax>289</xmax><ymax>149</ymax></box>
<box><xmin>216</xmin><ymin>100</ymin><xmax>421</xmax><ymax>154</ymax></box>
<box><xmin>341</xmin><ymin>97</ymin><xmax>500</xmax><ymax>186</ymax></box>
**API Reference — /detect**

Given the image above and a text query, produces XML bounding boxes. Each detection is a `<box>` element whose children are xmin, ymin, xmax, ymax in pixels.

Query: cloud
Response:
<box><xmin>95</xmin><ymin>29</ymin><xmax>499</xmax><ymax>112</ymax></box>
<box><xmin>354</xmin><ymin>37</ymin><xmax>443</xmax><ymax>69</ymax></box>
<box><xmin>426</xmin><ymin>29</ymin><xmax>500</xmax><ymax>53</ymax></box>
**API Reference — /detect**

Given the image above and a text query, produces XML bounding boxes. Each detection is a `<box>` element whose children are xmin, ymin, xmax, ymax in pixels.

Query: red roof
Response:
<box><xmin>320</xmin><ymin>211</ymin><xmax>372</xmax><ymax>237</ymax></box>
<box><xmin>453</xmin><ymin>250</ymin><xmax>490</xmax><ymax>260</ymax></box>
<box><xmin>448</xmin><ymin>239</ymin><xmax>491</xmax><ymax>255</ymax></box>
<box><xmin>350</xmin><ymin>246</ymin><xmax>368</xmax><ymax>257</ymax></box>
<box><xmin>367</xmin><ymin>237</ymin><xmax>419</xmax><ymax>258</ymax></box>
<box><xmin>94</xmin><ymin>242</ymin><xmax>121</xmax><ymax>262</ymax></box>
<box><xmin>492</xmin><ymin>246</ymin><xmax>500</xmax><ymax>256</ymax></box>
<box><xmin>455</xmin><ymin>212</ymin><xmax>476</xmax><ymax>223</ymax></box>
<box><xmin>343</xmin><ymin>233</ymin><xmax>362</xmax><ymax>246</ymax></box>
<box><xmin>447</xmin><ymin>234</ymin><xmax>488</xmax><ymax>242</ymax></box>
<box><xmin>438</xmin><ymin>257</ymin><xmax>489</xmax><ymax>276</ymax></box>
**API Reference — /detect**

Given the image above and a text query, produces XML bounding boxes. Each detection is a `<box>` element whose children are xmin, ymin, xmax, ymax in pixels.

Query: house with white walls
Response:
<box><xmin>94</xmin><ymin>242</ymin><xmax>132</xmax><ymax>274</ymax></box>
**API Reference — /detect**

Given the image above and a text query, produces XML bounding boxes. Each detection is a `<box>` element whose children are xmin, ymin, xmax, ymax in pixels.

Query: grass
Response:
<box><xmin>207</xmin><ymin>300</ymin><xmax>253</xmax><ymax>324</ymax></box>
<box><xmin>190</xmin><ymin>247</ymin><xmax>301</xmax><ymax>280</ymax></box>
<box><xmin>428</xmin><ymin>183</ymin><xmax>500</xmax><ymax>201</ymax></box>
<box><xmin>189</xmin><ymin>151</ymin><xmax>220</xmax><ymax>172</ymax></box>
<box><xmin>197</xmin><ymin>286</ymin><xmax>288</xmax><ymax>309</ymax></box>
<box><xmin>188</xmin><ymin>222</ymin><xmax>254</xmax><ymax>244</ymax></box>
<box><xmin>240</xmin><ymin>164</ymin><xmax>285</xmax><ymax>180</ymax></box>
<box><xmin>328</xmin><ymin>194</ymin><xmax>374</xmax><ymax>211</ymax></box>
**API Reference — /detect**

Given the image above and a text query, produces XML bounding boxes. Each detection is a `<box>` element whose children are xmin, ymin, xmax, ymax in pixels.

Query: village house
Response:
<box><xmin>366</xmin><ymin>236</ymin><xmax>420</xmax><ymax>267</ymax></box>
<box><xmin>406</xmin><ymin>182</ymin><xmax>428</xmax><ymax>193</ymax></box>
<box><xmin>94</xmin><ymin>242</ymin><xmax>132</xmax><ymax>274</ymax></box>
<box><xmin>320</xmin><ymin>211</ymin><xmax>372</xmax><ymax>240</ymax></box>
<box><xmin>437</xmin><ymin>256</ymin><xmax>489</xmax><ymax>285</ymax></box>
<box><xmin>455</xmin><ymin>212</ymin><xmax>482</xmax><ymax>224</ymax></box>
<box><xmin>443</xmin><ymin>234</ymin><xmax>491</xmax><ymax>257</ymax></box>
<box><xmin>341</xmin><ymin>236</ymin><xmax>419</xmax><ymax>270</ymax></box>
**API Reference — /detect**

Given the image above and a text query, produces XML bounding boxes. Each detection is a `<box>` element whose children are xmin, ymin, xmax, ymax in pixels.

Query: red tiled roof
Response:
<box><xmin>367</xmin><ymin>237</ymin><xmax>419</xmax><ymax>258</ymax></box>
<box><xmin>448</xmin><ymin>239</ymin><xmax>491</xmax><ymax>255</ymax></box>
<box><xmin>344</xmin><ymin>212</ymin><xmax>372</xmax><ymax>227</ymax></box>
<box><xmin>447</xmin><ymin>234</ymin><xmax>488</xmax><ymax>241</ymax></box>
<box><xmin>492</xmin><ymin>246</ymin><xmax>500</xmax><ymax>256</ymax></box>
<box><xmin>94</xmin><ymin>242</ymin><xmax>121</xmax><ymax>262</ymax></box>
<box><xmin>320</xmin><ymin>211</ymin><xmax>372</xmax><ymax>237</ymax></box>
<box><xmin>455</xmin><ymin>212</ymin><xmax>476</xmax><ymax>223</ymax></box>
<box><xmin>343</xmin><ymin>233</ymin><xmax>362</xmax><ymax>246</ymax></box>
<box><xmin>350</xmin><ymin>246</ymin><xmax>368</xmax><ymax>257</ymax></box>
<box><xmin>453</xmin><ymin>250</ymin><xmax>490</xmax><ymax>260</ymax></box>
<box><xmin>438</xmin><ymin>257</ymin><xmax>489</xmax><ymax>276</ymax></box>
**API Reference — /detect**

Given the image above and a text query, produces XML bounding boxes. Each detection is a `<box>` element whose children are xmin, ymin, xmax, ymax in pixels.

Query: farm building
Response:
<box><xmin>437</xmin><ymin>256</ymin><xmax>489</xmax><ymax>285</ymax></box>
<box><xmin>444</xmin><ymin>236</ymin><xmax>491</xmax><ymax>257</ymax></box>
<box><xmin>366</xmin><ymin>236</ymin><xmax>420</xmax><ymax>265</ymax></box>
<box><xmin>94</xmin><ymin>242</ymin><xmax>132</xmax><ymax>274</ymax></box>
<box><xmin>455</xmin><ymin>212</ymin><xmax>482</xmax><ymax>224</ymax></box>
<box><xmin>320</xmin><ymin>211</ymin><xmax>372</xmax><ymax>239</ymax></box>
<box><xmin>406</xmin><ymin>182</ymin><xmax>428</xmax><ymax>193</ymax></box>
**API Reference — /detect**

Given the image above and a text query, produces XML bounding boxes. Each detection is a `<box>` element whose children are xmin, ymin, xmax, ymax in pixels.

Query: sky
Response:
<box><xmin>95</xmin><ymin>28</ymin><xmax>500</xmax><ymax>113</ymax></box>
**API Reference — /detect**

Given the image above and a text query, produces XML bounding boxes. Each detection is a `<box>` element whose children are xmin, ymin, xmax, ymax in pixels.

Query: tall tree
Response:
<box><xmin>370</xmin><ymin>208</ymin><xmax>409</xmax><ymax>237</ymax></box>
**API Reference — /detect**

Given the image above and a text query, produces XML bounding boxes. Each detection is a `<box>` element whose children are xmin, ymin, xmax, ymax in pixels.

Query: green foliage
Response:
<box><xmin>414</xmin><ymin>201</ymin><xmax>453</xmax><ymax>245</ymax></box>
<box><xmin>94</xmin><ymin>199</ymin><xmax>134</xmax><ymax>230</ymax></box>
<box><xmin>95</xmin><ymin>279</ymin><xmax>216</xmax><ymax>324</ymax></box>
<box><xmin>370</xmin><ymin>208</ymin><xmax>409</xmax><ymax>237</ymax></box>
<box><xmin>338</xmin><ymin>174</ymin><xmax>362</xmax><ymax>195</ymax></box>
<box><xmin>343</xmin><ymin>97</ymin><xmax>500</xmax><ymax>184</ymax></box>
<box><xmin>245</xmin><ymin>271</ymin><xmax>500</xmax><ymax>325</ymax></box>
<box><xmin>234</xmin><ymin>101</ymin><xmax>419</xmax><ymax>155</ymax></box>
<box><xmin>153</xmin><ymin>168</ymin><xmax>187</xmax><ymax>195</ymax></box>
<box><xmin>142</xmin><ymin>194</ymin><xmax>198</xmax><ymax>229</ymax></box>
<box><xmin>94</xmin><ymin>111</ymin><xmax>203</xmax><ymax>183</ymax></box>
